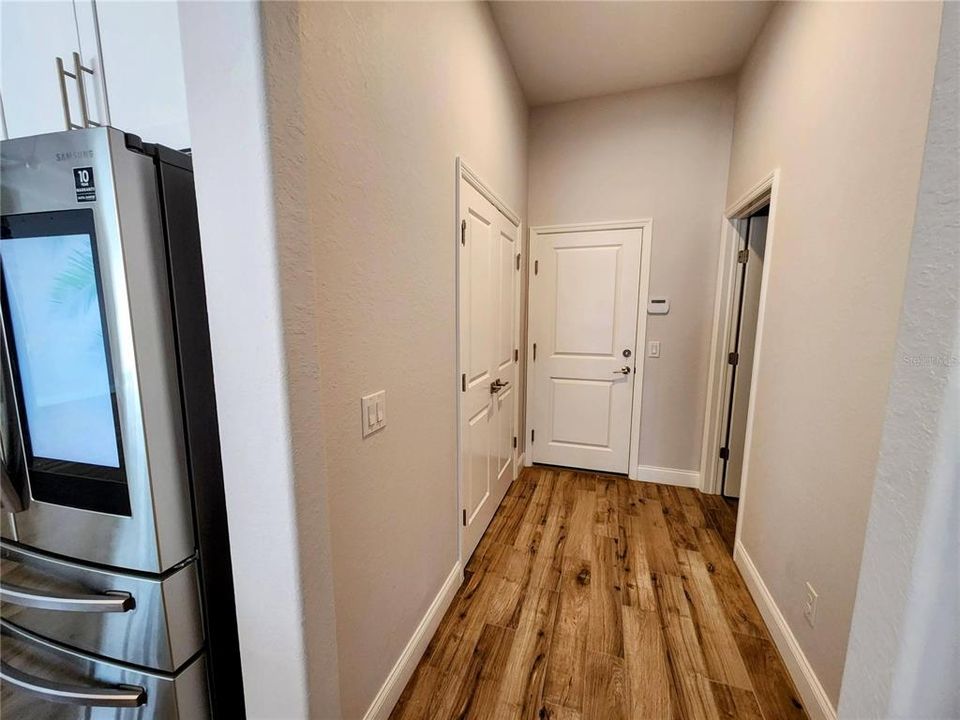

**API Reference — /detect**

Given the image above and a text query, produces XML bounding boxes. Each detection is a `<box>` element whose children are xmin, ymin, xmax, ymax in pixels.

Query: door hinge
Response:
<box><xmin>514</xmin><ymin>348</ymin><xmax>519</xmax><ymax>362</ymax></box>
<box><xmin>516</xmin><ymin>253</ymin><xmax>521</xmax><ymax>270</ymax></box>
<box><xmin>719</xmin><ymin>447</ymin><xmax>729</xmax><ymax>460</ymax></box>
<box><xmin>531</xmin><ymin>429</ymin><xmax>535</xmax><ymax>444</ymax></box>
<box><xmin>513</xmin><ymin>436</ymin><xmax>517</xmax><ymax>449</ymax></box>
<box><xmin>461</xmin><ymin>373</ymin><xmax>466</xmax><ymax>392</ymax></box>
<box><xmin>737</xmin><ymin>249</ymin><xmax>749</xmax><ymax>264</ymax></box>
<box><xmin>461</xmin><ymin>219</ymin><xmax>466</xmax><ymax>246</ymax></box>
<box><xmin>728</xmin><ymin>351</ymin><xmax>739</xmax><ymax>366</ymax></box>
<box><xmin>462</xmin><ymin>509</ymin><xmax>467</xmax><ymax>526</ymax></box>
<box><xmin>534</xmin><ymin>259</ymin><xmax>539</xmax><ymax>276</ymax></box>
<box><xmin>532</xmin><ymin>343</ymin><xmax>537</xmax><ymax>361</ymax></box>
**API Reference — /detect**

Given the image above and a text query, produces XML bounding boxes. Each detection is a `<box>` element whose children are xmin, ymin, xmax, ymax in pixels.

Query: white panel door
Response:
<box><xmin>529</xmin><ymin>227</ymin><xmax>643</xmax><ymax>473</ymax></box>
<box><xmin>459</xmin><ymin>180</ymin><xmax>518</xmax><ymax>562</ymax></box>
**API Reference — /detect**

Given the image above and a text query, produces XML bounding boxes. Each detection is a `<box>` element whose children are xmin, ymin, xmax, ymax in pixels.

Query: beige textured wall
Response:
<box><xmin>840</xmin><ymin>5</ymin><xmax>958</xmax><ymax>714</ymax></box>
<box><xmin>727</xmin><ymin>1</ymin><xmax>942</xmax><ymax>706</ymax></box>
<box><xmin>180</xmin><ymin>3</ymin><xmax>342</xmax><ymax>716</ymax></box>
<box><xmin>265</xmin><ymin>2</ymin><xmax>528</xmax><ymax>716</ymax></box>
<box><xmin>528</xmin><ymin>77</ymin><xmax>737</xmax><ymax>473</ymax></box>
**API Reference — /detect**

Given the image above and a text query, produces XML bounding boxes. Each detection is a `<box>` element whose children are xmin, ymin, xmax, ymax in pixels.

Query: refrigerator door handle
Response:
<box><xmin>0</xmin><ymin>660</ymin><xmax>146</xmax><ymax>707</ymax></box>
<box><xmin>0</xmin><ymin>584</ymin><xmax>134</xmax><ymax>613</ymax></box>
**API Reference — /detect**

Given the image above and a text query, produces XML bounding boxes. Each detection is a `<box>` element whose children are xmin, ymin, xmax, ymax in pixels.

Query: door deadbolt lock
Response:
<box><xmin>622</xmin><ymin>349</ymin><xmax>632</xmax><ymax>358</ymax></box>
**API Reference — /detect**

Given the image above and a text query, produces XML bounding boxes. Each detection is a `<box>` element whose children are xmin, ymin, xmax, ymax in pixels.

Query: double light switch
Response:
<box><xmin>361</xmin><ymin>390</ymin><xmax>386</xmax><ymax>437</ymax></box>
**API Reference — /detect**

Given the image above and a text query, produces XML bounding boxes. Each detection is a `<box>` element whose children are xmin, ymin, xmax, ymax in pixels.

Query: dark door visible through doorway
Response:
<box><xmin>721</xmin><ymin>206</ymin><xmax>768</xmax><ymax>498</ymax></box>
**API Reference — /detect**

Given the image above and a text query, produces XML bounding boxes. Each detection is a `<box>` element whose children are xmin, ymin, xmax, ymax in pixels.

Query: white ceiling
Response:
<box><xmin>489</xmin><ymin>1</ymin><xmax>774</xmax><ymax>106</ymax></box>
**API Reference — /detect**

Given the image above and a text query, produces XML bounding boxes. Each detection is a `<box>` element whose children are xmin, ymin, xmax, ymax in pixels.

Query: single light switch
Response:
<box><xmin>361</xmin><ymin>390</ymin><xmax>387</xmax><ymax>437</ymax></box>
<box><xmin>648</xmin><ymin>340</ymin><xmax>661</xmax><ymax>358</ymax></box>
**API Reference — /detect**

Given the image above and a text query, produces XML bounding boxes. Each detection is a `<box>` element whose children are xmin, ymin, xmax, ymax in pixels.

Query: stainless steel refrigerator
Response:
<box><xmin>0</xmin><ymin>127</ymin><xmax>244</xmax><ymax>718</ymax></box>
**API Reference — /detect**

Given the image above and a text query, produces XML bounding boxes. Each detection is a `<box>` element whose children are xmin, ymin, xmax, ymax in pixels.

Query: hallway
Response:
<box><xmin>391</xmin><ymin>467</ymin><xmax>807</xmax><ymax>720</ymax></box>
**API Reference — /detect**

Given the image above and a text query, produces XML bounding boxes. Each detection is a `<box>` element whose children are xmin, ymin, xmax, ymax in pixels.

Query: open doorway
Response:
<box><xmin>720</xmin><ymin>205</ymin><xmax>769</xmax><ymax>498</ymax></box>
<box><xmin>699</xmin><ymin>170</ymin><xmax>779</xmax><ymax>552</ymax></box>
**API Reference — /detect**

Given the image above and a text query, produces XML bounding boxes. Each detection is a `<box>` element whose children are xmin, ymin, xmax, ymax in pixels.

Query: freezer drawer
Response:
<box><xmin>1</xmin><ymin>543</ymin><xmax>203</xmax><ymax>672</ymax></box>
<box><xmin>0</xmin><ymin>620</ymin><xmax>209</xmax><ymax>719</ymax></box>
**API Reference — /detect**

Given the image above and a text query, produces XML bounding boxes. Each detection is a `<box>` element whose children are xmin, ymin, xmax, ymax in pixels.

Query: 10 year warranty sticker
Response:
<box><xmin>74</xmin><ymin>166</ymin><xmax>96</xmax><ymax>203</ymax></box>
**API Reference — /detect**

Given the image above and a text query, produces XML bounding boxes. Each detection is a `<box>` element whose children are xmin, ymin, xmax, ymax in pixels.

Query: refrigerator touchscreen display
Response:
<box><xmin>1</xmin><ymin>209</ymin><xmax>129</xmax><ymax>515</ymax></box>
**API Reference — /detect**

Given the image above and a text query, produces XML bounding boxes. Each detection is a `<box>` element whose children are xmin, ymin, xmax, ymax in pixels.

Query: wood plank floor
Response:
<box><xmin>390</xmin><ymin>466</ymin><xmax>808</xmax><ymax>720</ymax></box>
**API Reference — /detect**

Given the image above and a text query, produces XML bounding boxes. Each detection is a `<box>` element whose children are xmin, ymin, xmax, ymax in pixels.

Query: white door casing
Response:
<box><xmin>458</xmin><ymin>163</ymin><xmax>520</xmax><ymax>563</ymax></box>
<box><xmin>527</xmin><ymin>223</ymin><xmax>648</xmax><ymax>474</ymax></box>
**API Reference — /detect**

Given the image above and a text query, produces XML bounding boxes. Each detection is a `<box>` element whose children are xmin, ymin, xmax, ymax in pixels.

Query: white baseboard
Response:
<box><xmin>635</xmin><ymin>464</ymin><xmax>701</xmax><ymax>489</ymax></box>
<box><xmin>362</xmin><ymin>561</ymin><xmax>462</xmax><ymax>720</ymax></box>
<box><xmin>734</xmin><ymin>542</ymin><xmax>837</xmax><ymax>720</ymax></box>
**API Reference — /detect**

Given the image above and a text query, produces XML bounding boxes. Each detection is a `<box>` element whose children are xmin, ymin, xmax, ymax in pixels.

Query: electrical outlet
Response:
<box><xmin>803</xmin><ymin>582</ymin><xmax>818</xmax><ymax>627</ymax></box>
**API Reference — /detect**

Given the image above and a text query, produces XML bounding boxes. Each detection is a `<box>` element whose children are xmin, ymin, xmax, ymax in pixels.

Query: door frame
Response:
<box><xmin>524</xmin><ymin>219</ymin><xmax>653</xmax><ymax>480</ymax></box>
<box><xmin>455</xmin><ymin>157</ymin><xmax>522</xmax><ymax>566</ymax></box>
<box><xmin>699</xmin><ymin>169</ymin><xmax>780</xmax><ymax>542</ymax></box>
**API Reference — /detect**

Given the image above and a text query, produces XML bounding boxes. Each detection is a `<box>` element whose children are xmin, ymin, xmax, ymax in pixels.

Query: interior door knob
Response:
<box><xmin>614</xmin><ymin>366</ymin><xmax>631</xmax><ymax>375</ymax></box>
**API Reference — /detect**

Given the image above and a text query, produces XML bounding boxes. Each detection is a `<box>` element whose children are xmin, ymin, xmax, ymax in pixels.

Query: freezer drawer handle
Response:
<box><xmin>1</xmin><ymin>661</ymin><xmax>146</xmax><ymax>707</ymax></box>
<box><xmin>1</xmin><ymin>584</ymin><xmax>134</xmax><ymax>613</ymax></box>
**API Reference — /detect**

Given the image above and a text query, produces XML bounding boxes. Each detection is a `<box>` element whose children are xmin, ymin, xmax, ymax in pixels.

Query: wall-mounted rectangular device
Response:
<box><xmin>648</xmin><ymin>297</ymin><xmax>670</xmax><ymax>315</ymax></box>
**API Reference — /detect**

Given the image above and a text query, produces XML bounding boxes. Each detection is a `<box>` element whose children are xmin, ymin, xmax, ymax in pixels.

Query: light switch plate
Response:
<box><xmin>361</xmin><ymin>391</ymin><xmax>386</xmax><ymax>437</ymax></box>
<box><xmin>648</xmin><ymin>340</ymin><xmax>661</xmax><ymax>358</ymax></box>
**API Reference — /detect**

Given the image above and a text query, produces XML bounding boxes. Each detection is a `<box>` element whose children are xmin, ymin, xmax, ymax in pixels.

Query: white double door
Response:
<box><xmin>458</xmin><ymin>180</ymin><xmax>519</xmax><ymax>561</ymax></box>
<box><xmin>528</xmin><ymin>225</ymin><xmax>644</xmax><ymax>474</ymax></box>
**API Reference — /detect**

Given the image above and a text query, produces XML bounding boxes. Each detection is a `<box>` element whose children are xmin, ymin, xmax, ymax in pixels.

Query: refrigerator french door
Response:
<box><xmin>0</xmin><ymin>128</ymin><xmax>243</xmax><ymax>718</ymax></box>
